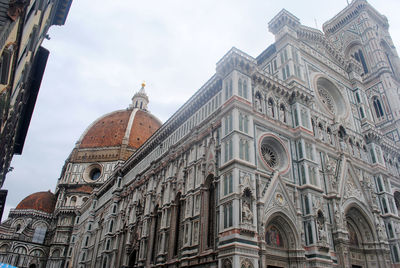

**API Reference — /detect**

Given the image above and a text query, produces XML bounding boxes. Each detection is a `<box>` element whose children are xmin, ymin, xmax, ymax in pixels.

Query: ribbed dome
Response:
<box><xmin>78</xmin><ymin>109</ymin><xmax>161</xmax><ymax>150</ymax></box>
<box><xmin>16</xmin><ymin>191</ymin><xmax>56</xmax><ymax>214</ymax></box>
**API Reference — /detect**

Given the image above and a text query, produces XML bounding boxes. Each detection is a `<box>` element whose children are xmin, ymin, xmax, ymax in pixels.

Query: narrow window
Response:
<box><xmin>207</xmin><ymin>180</ymin><xmax>215</xmax><ymax>248</ymax></box>
<box><xmin>300</xmin><ymin>165</ymin><xmax>307</xmax><ymax>185</ymax></box>
<box><xmin>373</xmin><ymin>97</ymin><xmax>384</xmax><ymax>118</ymax></box>
<box><xmin>297</xmin><ymin>141</ymin><xmax>303</xmax><ymax>159</ymax></box>
<box><xmin>238</xmin><ymin>78</ymin><xmax>243</xmax><ymax>96</ymax></box>
<box><xmin>173</xmin><ymin>194</ymin><xmax>182</xmax><ymax>256</ymax></box>
<box><xmin>388</xmin><ymin>222</ymin><xmax>394</xmax><ymax>238</ymax></box>
<box><xmin>304</xmin><ymin>195</ymin><xmax>310</xmax><ymax>214</ymax></box>
<box><xmin>243</xmin><ymin>80</ymin><xmax>248</xmax><ymax>99</ymax></box>
<box><xmin>359</xmin><ymin>107</ymin><xmax>365</xmax><ymax>118</ymax></box>
<box><xmin>358</xmin><ymin>49</ymin><xmax>368</xmax><ymax>74</ymax></box>
<box><xmin>307</xmin><ymin>222</ymin><xmax>313</xmax><ymax>244</ymax></box>
<box><xmin>109</xmin><ymin>220</ymin><xmax>114</xmax><ymax>233</ymax></box>
<box><xmin>32</xmin><ymin>225</ymin><xmax>47</xmax><ymax>244</ymax></box>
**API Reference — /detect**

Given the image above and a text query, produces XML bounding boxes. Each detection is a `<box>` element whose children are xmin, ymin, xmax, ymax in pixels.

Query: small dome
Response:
<box><xmin>78</xmin><ymin>109</ymin><xmax>161</xmax><ymax>149</ymax></box>
<box><xmin>16</xmin><ymin>191</ymin><xmax>56</xmax><ymax>214</ymax></box>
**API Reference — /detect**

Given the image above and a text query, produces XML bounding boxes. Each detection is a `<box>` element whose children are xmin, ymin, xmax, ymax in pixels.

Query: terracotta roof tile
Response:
<box><xmin>16</xmin><ymin>191</ymin><xmax>56</xmax><ymax>214</ymax></box>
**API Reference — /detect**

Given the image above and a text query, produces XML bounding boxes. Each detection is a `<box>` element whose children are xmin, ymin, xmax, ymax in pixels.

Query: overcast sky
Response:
<box><xmin>2</xmin><ymin>0</ymin><xmax>400</xmax><ymax>219</ymax></box>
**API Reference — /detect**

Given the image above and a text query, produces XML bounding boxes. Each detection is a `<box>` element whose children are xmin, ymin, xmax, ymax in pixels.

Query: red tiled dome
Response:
<box><xmin>16</xmin><ymin>191</ymin><xmax>56</xmax><ymax>214</ymax></box>
<box><xmin>78</xmin><ymin>109</ymin><xmax>161</xmax><ymax>149</ymax></box>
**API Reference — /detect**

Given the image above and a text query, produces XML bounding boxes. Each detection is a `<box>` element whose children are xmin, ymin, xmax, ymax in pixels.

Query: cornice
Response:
<box><xmin>323</xmin><ymin>0</ymin><xmax>367</xmax><ymax>35</ymax></box>
<box><xmin>216</xmin><ymin>47</ymin><xmax>257</xmax><ymax>78</ymax></box>
<box><xmin>323</xmin><ymin>0</ymin><xmax>388</xmax><ymax>36</ymax></box>
<box><xmin>9</xmin><ymin>208</ymin><xmax>54</xmax><ymax>220</ymax></box>
<box><xmin>252</xmin><ymin>69</ymin><xmax>312</xmax><ymax>105</ymax></box>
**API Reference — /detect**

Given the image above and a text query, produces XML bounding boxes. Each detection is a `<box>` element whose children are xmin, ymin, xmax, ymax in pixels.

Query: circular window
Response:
<box><xmin>90</xmin><ymin>168</ymin><xmax>101</xmax><ymax>180</ymax></box>
<box><xmin>261</xmin><ymin>143</ymin><xmax>279</xmax><ymax>168</ymax></box>
<box><xmin>259</xmin><ymin>134</ymin><xmax>289</xmax><ymax>173</ymax></box>
<box><xmin>315</xmin><ymin>77</ymin><xmax>347</xmax><ymax>118</ymax></box>
<box><xmin>83</xmin><ymin>164</ymin><xmax>103</xmax><ymax>182</ymax></box>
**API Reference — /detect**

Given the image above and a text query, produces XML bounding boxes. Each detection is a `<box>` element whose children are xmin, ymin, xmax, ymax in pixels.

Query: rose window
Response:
<box><xmin>317</xmin><ymin>87</ymin><xmax>335</xmax><ymax>113</ymax></box>
<box><xmin>259</xmin><ymin>134</ymin><xmax>289</xmax><ymax>173</ymax></box>
<box><xmin>261</xmin><ymin>144</ymin><xmax>278</xmax><ymax>168</ymax></box>
<box><xmin>315</xmin><ymin>77</ymin><xmax>347</xmax><ymax>118</ymax></box>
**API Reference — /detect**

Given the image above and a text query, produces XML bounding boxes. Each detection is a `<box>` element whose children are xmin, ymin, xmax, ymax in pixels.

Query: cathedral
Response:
<box><xmin>1</xmin><ymin>0</ymin><xmax>400</xmax><ymax>267</ymax></box>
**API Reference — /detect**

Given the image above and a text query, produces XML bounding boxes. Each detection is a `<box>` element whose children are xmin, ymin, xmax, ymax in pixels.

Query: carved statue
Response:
<box><xmin>242</xmin><ymin>200</ymin><xmax>253</xmax><ymax>223</ymax></box>
<box><xmin>325</xmin><ymin>155</ymin><xmax>338</xmax><ymax>191</ymax></box>
<box><xmin>334</xmin><ymin>201</ymin><xmax>343</xmax><ymax>227</ymax></box>
<box><xmin>318</xmin><ymin>224</ymin><xmax>327</xmax><ymax>242</ymax></box>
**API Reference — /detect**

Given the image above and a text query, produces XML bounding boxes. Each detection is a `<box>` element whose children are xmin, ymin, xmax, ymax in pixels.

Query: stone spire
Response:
<box><xmin>130</xmin><ymin>81</ymin><xmax>149</xmax><ymax>110</ymax></box>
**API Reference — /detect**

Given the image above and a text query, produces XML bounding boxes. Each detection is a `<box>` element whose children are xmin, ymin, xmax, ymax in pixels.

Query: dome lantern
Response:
<box><xmin>130</xmin><ymin>81</ymin><xmax>149</xmax><ymax>110</ymax></box>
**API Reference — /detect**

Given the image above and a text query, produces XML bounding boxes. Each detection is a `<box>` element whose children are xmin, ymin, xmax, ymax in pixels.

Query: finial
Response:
<box><xmin>141</xmin><ymin>81</ymin><xmax>146</xmax><ymax>88</ymax></box>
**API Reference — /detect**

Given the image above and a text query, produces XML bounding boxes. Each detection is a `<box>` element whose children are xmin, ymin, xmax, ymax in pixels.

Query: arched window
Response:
<box><xmin>381</xmin><ymin>197</ymin><xmax>389</xmax><ymax>214</ymax></box>
<box><xmin>108</xmin><ymin>220</ymin><xmax>114</xmax><ymax>233</ymax></box>
<box><xmin>14</xmin><ymin>246</ymin><xmax>27</xmax><ymax>254</ymax></box>
<box><xmin>112</xmin><ymin>204</ymin><xmax>117</xmax><ymax>214</ymax></box>
<box><xmin>306</xmin><ymin>222</ymin><xmax>314</xmax><ymax>245</ymax></box>
<box><xmin>70</xmin><ymin>196</ymin><xmax>77</xmax><ymax>206</ymax></box>
<box><xmin>223</xmin><ymin>259</ymin><xmax>232</xmax><ymax>268</ymax></box>
<box><xmin>358</xmin><ymin>49</ymin><xmax>368</xmax><ymax>74</ymax></box>
<box><xmin>300</xmin><ymin>165</ymin><xmax>306</xmax><ymax>185</ymax></box>
<box><xmin>32</xmin><ymin>224</ymin><xmax>47</xmax><ymax>244</ymax></box>
<box><xmin>0</xmin><ymin>48</ymin><xmax>12</xmax><ymax>85</ymax></box>
<box><xmin>351</xmin><ymin>47</ymin><xmax>369</xmax><ymax>75</ymax></box>
<box><xmin>392</xmin><ymin>245</ymin><xmax>400</xmax><ymax>263</ymax></box>
<box><xmin>394</xmin><ymin>192</ymin><xmax>400</xmax><ymax>215</ymax></box>
<box><xmin>30</xmin><ymin>249</ymin><xmax>44</xmax><ymax>257</ymax></box>
<box><xmin>102</xmin><ymin>257</ymin><xmax>108</xmax><ymax>268</ymax></box>
<box><xmin>304</xmin><ymin>195</ymin><xmax>310</xmax><ymax>214</ymax></box>
<box><xmin>151</xmin><ymin>206</ymin><xmax>161</xmax><ymax>262</ymax></box>
<box><xmin>373</xmin><ymin>96</ymin><xmax>384</xmax><ymax>119</ymax></box>
<box><xmin>388</xmin><ymin>222</ymin><xmax>394</xmax><ymax>238</ymax></box>
<box><xmin>206</xmin><ymin>178</ymin><xmax>216</xmax><ymax>248</ymax></box>
<box><xmin>173</xmin><ymin>193</ymin><xmax>182</xmax><ymax>256</ymax></box>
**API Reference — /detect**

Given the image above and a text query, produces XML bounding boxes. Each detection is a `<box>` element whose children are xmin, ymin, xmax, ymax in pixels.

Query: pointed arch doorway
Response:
<box><xmin>262</xmin><ymin>213</ymin><xmax>303</xmax><ymax>268</ymax></box>
<box><xmin>344</xmin><ymin>206</ymin><xmax>380</xmax><ymax>268</ymax></box>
